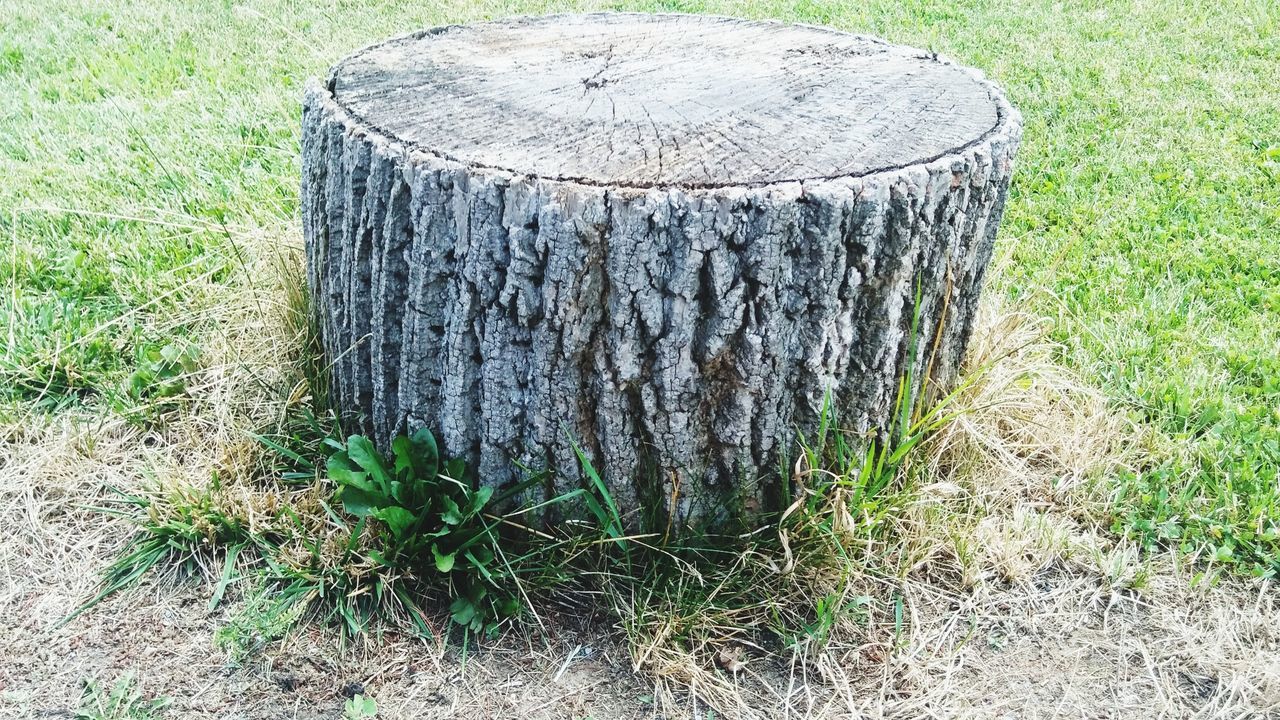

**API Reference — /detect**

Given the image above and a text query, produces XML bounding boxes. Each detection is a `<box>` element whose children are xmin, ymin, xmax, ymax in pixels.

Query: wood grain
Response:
<box><xmin>330</xmin><ymin>13</ymin><xmax>1003</xmax><ymax>187</ymax></box>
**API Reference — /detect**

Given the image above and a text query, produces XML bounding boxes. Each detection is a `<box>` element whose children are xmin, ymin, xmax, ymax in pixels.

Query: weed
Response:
<box><xmin>71</xmin><ymin>422</ymin><xmax>569</xmax><ymax>642</ymax></box>
<box><xmin>75</xmin><ymin>674</ymin><xmax>169</xmax><ymax>720</ymax></box>
<box><xmin>343</xmin><ymin>694</ymin><xmax>377</xmax><ymax>719</ymax></box>
<box><xmin>567</xmin><ymin>286</ymin><xmax>1007</xmax><ymax>683</ymax></box>
<box><xmin>213</xmin><ymin>581</ymin><xmax>310</xmax><ymax>662</ymax></box>
<box><xmin>326</xmin><ymin>429</ymin><xmax>547</xmax><ymax>635</ymax></box>
<box><xmin>116</xmin><ymin>340</ymin><xmax>200</xmax><ymax>422</ymax></box>
<box><xmin>125</xmin><ymin>341</ymin><xmax>199</xmax><ymax>402</ymax></box>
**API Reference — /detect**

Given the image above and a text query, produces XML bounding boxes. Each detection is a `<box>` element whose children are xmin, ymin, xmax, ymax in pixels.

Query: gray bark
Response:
<box><xmin>301</xmin><ymin>13</ymin><xmax>1022</xmax><ymax>532</ymax></box>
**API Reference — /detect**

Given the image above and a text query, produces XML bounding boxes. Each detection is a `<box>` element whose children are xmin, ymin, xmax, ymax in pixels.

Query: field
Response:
<box><xmin>2</xmin><ymin>0</ymin><xmax>1278</xmax><ymax>717</ymax></box>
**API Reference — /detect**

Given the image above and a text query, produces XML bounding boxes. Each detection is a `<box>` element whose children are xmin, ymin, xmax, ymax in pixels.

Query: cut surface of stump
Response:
<box><xmin>302</xmin><ymin>12</ymin><xmax>1022</xmax><ymax>531</ymax></box>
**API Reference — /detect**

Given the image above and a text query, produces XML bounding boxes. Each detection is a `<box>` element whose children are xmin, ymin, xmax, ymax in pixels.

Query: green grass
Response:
<box><xmin>2</xmin><ymin>0</ymin><xmax>1277</xmax><ymax>570</ymax></box>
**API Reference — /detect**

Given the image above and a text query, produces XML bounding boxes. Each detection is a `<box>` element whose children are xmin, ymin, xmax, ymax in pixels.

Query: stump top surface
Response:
<box><xmin>330</xmin><ymin>13</ymin><xmax>1006</xmax><ymax>188</ymax></box>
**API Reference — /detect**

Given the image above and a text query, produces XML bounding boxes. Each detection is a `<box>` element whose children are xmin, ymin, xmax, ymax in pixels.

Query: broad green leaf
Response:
<box><xmin>450</xmin><ymin>596</ymin><xmax>476</xmax><ymax>625</ymax></box>
<box><xmin>468</xmin><ymin>544</ymin><xmax>494</xmax><ymax>565</ymax></box>
<box><xmin>440</xmin><ymin>497</ymin><xmax>463</xmax><ymax>525</ymax></box>
<box><xmin>407</xmin><ymin>427</ymin><xmax>440</xmax><ymax>480</ymax></box>
<box><xmin>340</xmin><ymin>486</ymin><xmax>382</xmax><ymax>517</ymax></box>
<box><xmin>444</xmin><ymin>457</ymin><xmax>466</xmax><ymax>481</ymax></box>
<box><xmin>326</xmin><ymin>452</ymin><xmax>353</xmax><ymax>472</ymax></box>
<box><xmin>421</xmin><ymin>526</ymin><xmax>451</xmax><ymax>539</ymax></box>
<box><xmin>495</xmin><ymin>595</ymin><xmax>520</xmax><ymax>617</ymax></box>
<box><xmin>392</xmin><ymin>435</ymin><xmax>414</xmax><ymax>476</ymax></box>
<box><xmin>464</xmin><ymin>548</ymin><xmax>495</xmax><ymax>582</ymax></box>
<box><xmin>406</xmin><ymin>472</ymin><xmax>435</xmax><ymax>508</ymax></box>
<box><xmin>433</xmin><ymin>544</ymin><xmax>456</xmax><ymax>572</ymax></box>
<box><xmin>346</xmin><ymin>436</ymin><xmax>390</xmax><ymax>490</ymax></box>
<box><xmin>374</xmin><ymin>506</ymin><xmax>415</xmax><ymax>537</ymax></box>
<box><xmin>327</xmin><ymin>454</ymin><xmax>374</xmax><ymax>492</ymax></box>
<box><xmin>470</xmin><ymin>485</ymin><xmax>494</xmax><ymax>513</ymax></box>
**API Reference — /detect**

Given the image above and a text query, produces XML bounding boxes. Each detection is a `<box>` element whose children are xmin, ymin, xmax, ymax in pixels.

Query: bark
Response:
<box><xmin>301</xmin><ymin>13</ymin><xmax>1022</xmax><ymax>532</ymax></box>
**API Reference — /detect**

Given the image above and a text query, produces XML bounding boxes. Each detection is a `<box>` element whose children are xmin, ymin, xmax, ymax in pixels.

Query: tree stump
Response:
<box><xmin>301</xmin><ymin>13</ymin><xmax>1021</xmax><ymax>531</ymax></box>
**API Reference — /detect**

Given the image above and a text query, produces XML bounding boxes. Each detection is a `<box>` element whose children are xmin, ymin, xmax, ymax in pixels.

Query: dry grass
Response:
<box><xmin>2</xmin><ymin>238</ymin><xmax>1279</xmax><ymax>718</ymax></box>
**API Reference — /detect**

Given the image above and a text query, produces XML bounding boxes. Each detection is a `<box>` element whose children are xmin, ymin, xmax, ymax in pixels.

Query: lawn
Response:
<box><xmin>3</xmin><ymin>0</ymin><xmax>1277</xmax><ymax>571</ymax></box>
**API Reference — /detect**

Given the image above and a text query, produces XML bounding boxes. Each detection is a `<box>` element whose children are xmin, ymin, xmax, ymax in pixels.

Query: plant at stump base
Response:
<box><xmin>327</xmin><ymin>428</ymin><xmax>530</xmax><ymax>636</ymax></box>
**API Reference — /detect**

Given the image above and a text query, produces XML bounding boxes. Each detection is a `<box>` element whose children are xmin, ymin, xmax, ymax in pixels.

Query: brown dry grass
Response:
<box><xmin>2</xmin><ymin>237</ymin><xmax>1278</xmax><ymax>719</ymax></box>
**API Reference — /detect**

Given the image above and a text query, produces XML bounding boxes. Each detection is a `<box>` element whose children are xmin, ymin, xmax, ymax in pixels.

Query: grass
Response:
<box><xmin>1</xmin><ymin>0</ymin><xmax>1277</xmax><ymax>700</ymax></box>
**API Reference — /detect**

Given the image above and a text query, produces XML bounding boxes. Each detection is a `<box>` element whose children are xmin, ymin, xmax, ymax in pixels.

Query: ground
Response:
<box><xmin>1</xmin><ymin>0</ymin><xmax>1278</xmax><ymax>717</ymax></box>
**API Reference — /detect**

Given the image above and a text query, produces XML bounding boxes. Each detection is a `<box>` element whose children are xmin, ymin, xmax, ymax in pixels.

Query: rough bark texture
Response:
<box><xmin>301</xmin><ymin>13</ymin><xmax>1022</xmax><ymax>532</ymax></box>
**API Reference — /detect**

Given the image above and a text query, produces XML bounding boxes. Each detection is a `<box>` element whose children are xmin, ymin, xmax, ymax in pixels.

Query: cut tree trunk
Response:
<box><xmin>301</xmin><ymin>13</ymin><xmax>1021</xmax><ymax>532</ymax></box>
